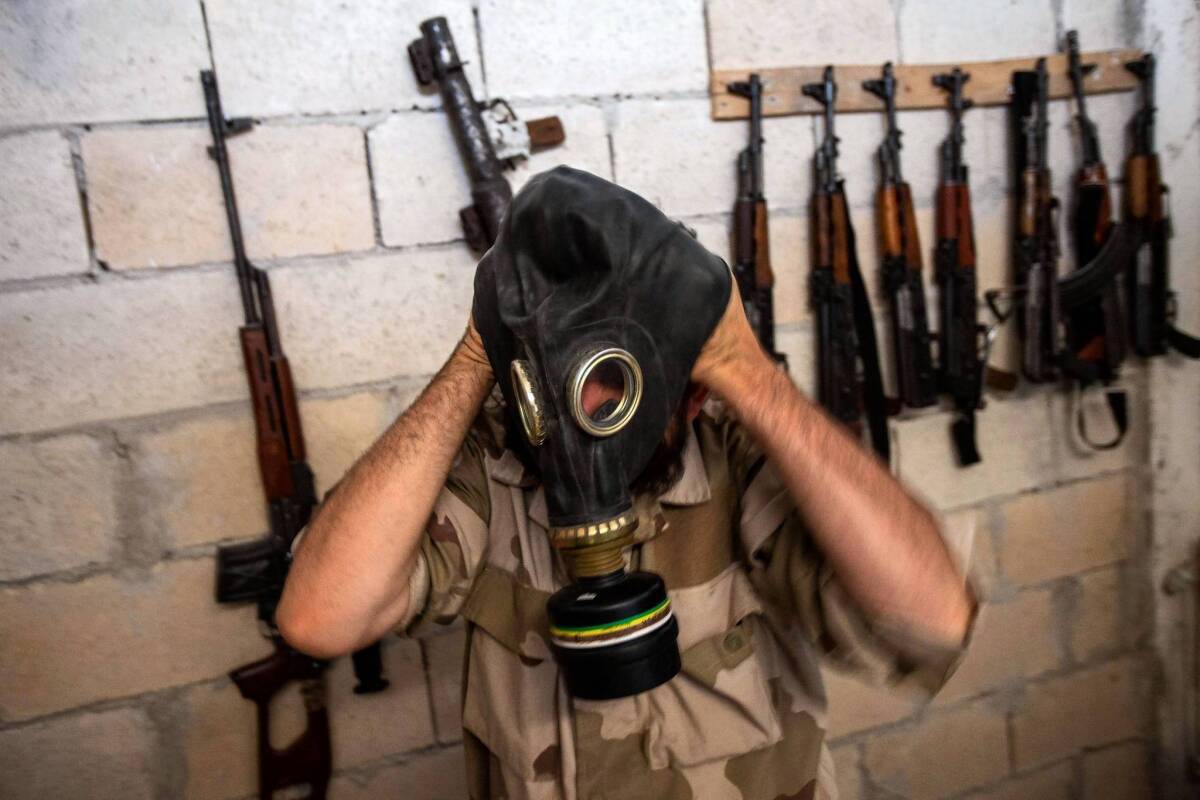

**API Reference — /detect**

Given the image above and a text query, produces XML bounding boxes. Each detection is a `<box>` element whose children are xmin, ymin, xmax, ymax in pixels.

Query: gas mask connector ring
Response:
<box><xmin>566</xmin><ymin>347</ymin><xmax>643</xmax><ymax>437</ymax></box>
<box><xmin>510</xmin><ymin>359</ymin><xmax>547</xmax><ymax>446</ymax></box>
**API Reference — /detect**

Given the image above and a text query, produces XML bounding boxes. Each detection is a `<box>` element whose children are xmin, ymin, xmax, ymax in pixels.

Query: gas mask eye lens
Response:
<box><xmin>567</xmin><ymin>348</ymin><xmax>642</xmax><ymax>437</ymax></box>
<box><xmin>510</xmin><ymin>359</ymin><xmax>547</xmax><ymax>446</ymax></box>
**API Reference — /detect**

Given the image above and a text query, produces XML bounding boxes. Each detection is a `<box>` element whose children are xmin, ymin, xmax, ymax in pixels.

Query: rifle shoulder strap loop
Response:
<box><xmin>843</xmin><ymin>212</ymin><xmax>891</xmax><ymax>461</ymax></box>
<box><xmin>1072</xmin><ymin>382</ymin><xmax>1129</xmax><ymax>451</ymax></box>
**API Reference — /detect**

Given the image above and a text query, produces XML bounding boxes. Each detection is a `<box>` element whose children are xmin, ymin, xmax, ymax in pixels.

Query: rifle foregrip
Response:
<box><xmin>752</xmin><ymin>200</ymin><xmax>774</xmax><ymax>288</ymax></box>
<box><xmin>877</xmin><ymin>186</ymin><xmax>902</xmax><ymax>258</ymax></box>
<box><xmin>898</xmin><ymin>184</ymin><xmax>923</xmax><ymax>270</ymax></box>
<box><xmin>272</xmin><ymin>355</ymin><xmax>307</xmax><ymax>461</ymax></box>
<box><xmin>240</xmin><ymin>327</ymin><xmax>295</xmax><ymax>500</ymax></box>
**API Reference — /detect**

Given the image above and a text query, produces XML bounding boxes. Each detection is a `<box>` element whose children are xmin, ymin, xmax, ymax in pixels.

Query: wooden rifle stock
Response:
<box><xmin>231</xmin><ymin>643</ymin><xmax>332</xmax><ymax>800</ymax></box>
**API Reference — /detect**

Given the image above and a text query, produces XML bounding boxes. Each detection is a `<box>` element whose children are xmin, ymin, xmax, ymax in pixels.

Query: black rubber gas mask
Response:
<box><xmin>473</xmin><ymin>167</ymin><xmax>731</xmax><ymax>699</ymax></box>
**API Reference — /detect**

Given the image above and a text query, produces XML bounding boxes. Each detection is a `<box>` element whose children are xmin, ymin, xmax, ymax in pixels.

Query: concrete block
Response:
<box><xmin>998</xmin><ymin>472</ymin><xmax>1132</xmax><ymax>585</ymax></box>
<box><xmin>271</xmin><ymin>248</ymin><xmax>477</xmax><ymax>392</ymax></box>
<box><xmin>938</xmin><ymin>588</ymin><xmax>1061</xmax><ymax>703</ymax></box>
<box><xmin>891</xmin><ymin>392</ymin><xmax>1057</xmax><ymax>510</ymax></box>
<box><xmin>972</xmin><ymin>761</ymin><xmax>1074</xmax><ymax>800</ymax></box>
<box><xmin>302</xmin><ymin>390</ymin><xmax>397</xmax><ymax>489</ymax></box>
<box><xmin>1071</xmin><ymin>565</ymin><xmax>1124</xmax><ymax>662</ymax></box>
<box><xmin>689</xmin><ymin>212</ymin><xmax>809</xmax><ymax>327</ymax></box>
<box><xmin>823</xmin><ymin>667</ymin><xmax>919</xmax><ymax>740</ymax></box>
<box><xmin>940</xmin><ymin>507</ymin><xmax>999</xmax><ymax>596</ymax></box>
<box><xmin>0</xmin><ymin>0</ymin><xmax>208</xmax><ymax>125</ymax></box>
<box><xmin>423</xmin><ymin>626</ymin><xmax>467</xmax><ymax>743</ymax></box>
<box><xmin>708</xmin><ymin>0</ymin><xmax>898</xmax><ymax>70</ymax></box>
<box><xmin>1082</xmin><ymin>740</ymin><xmax>1152</xmax><ymax>800</ymax></box>
<box><xmin>0</xmin><ymin>708</ymin><xmax>156</xmax><ymax>800</ymax></box>
<box><xmin>480</xmin><ymin>0</ymin><xmax>707</xmax><ymax>99</ymax></box>
<box><xmin>612</xmin><ymin>98</ymin><xmax>814</xmax><ymax>218</ymax></box>
<box><xmin>328</xmin><ymin>638</ymin><xmax>436</xmax><ymax>766</ymax></box>
<box><xmin>0</xmin><ymin>269</ymin><xmax>246</xmax><ymax>436</ymax></box>
<box><xmin>863</xmin><ymin>704</ymin><xmax>1009</xmax><ymax>798</ymax></box>
<box><xmin>1063</xmin><ymin>0</ymin><xmax>1142</xmax><ymax>50</ymax></box>
<box><xmin>831</xmin><ymin>744</ymin><xmax>862</xmax><ymax>800</ymax></box>
<box><xmin>0</xmin><ymin>131</ymin><xmax>89</xmax><ymax>281</ymax></box>
<box><xmin>371</xmin><ymin>104</ymin><xmax>610</xmax><ymax>248</ymax></box>
<box><xmin>0</xmin><ymin>435</ymin><xmax>117</xmax><ymax>581</ymax></box>
<box><xmin>182</xmin><ymin>681</ymin><xmax>257</xmax><ymax>800</ymax></box>
<box><xmin>1012</xmin><ymin>658</ymin><xmax>1144</xmax><ymax>769</ymax></box>
<box><xmin>85</xmin><ymin>124</ymin><xmax>373</xmax><ymax>270</ymax></box>
<box><xmin>204</xmin><ymin>0</ymin><xmax>480</xmax><ymax>117</ymax></box>
<box><xmin>0</xmin><ymin>558</ymin><xmax>266</xmax><ymax>720</ymax></box>
<box><xmin>330</xmin><ymin>746</ymin><xmax>468</xmax><ymax>800</ymax></box>
<box><xmin>899</xmin><ymin>0</ymin><xmax>1056</xmax><ymax>62</ymax></box>
<box><xmin>135</xmin><ymin>408</ymin><xmax>266</xmax><ymax>549</ymax></box>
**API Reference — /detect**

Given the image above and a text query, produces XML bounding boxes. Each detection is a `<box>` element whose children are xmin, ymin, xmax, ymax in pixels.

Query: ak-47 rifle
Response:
<box><xmin>932</xmin><ymin>67</ymin><xmax>986</xmax><ymax>466</ymax></box>
<box><xmin>804</xmin><ymin>67</ymin><xmax>890</xmax><ymax>460</ymax></box>
<box><xmin>1064</xmin><ymin>30</ymin><xmax>1127</xmax><ymax>389</ymax></box>
<box><xmin>1011</xmin><ymin>59</ymin><xmax>1060</xmax><ymax>384</ymax></box>
<box><xmin>727</xmin><ymin>73</ymin><xmax>784</xmax><ymax>364</ymax></box>
<box><xmin>863</xmin><ymin>62</ymin><xmax>936</xmax><ymax>409</ymax></box>
<box><xmin>1124</xmin><ymin>54</ymin><xmax>1200</xmax><ymax>359</ymax></box>
<box><xmin>201</xmin><ymin>70</ymin><xmax>386</xmax><ymax>800</ymax></box>
<box><xmin>409</xmin><ymin>17</ymin><xmax>565</xmax><ymax>252</ymax></box>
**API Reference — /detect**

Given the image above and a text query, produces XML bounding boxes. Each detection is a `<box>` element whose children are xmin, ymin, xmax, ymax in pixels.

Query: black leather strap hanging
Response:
<box><xmin>843</xmin><ymin>213</ymin><xmax>891</xmax><ymax>462</ymax></box>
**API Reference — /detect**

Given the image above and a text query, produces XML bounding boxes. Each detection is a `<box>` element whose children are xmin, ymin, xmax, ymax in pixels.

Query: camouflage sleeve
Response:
<box><xmin>398</xmin><ymin>426</ymin><xmax>492</xmax><ymax>638</ymax></box>
<box><xmin>725</xmin><ymin>413</ymin><xmax>975</xmax><ymax>695</ymax></box>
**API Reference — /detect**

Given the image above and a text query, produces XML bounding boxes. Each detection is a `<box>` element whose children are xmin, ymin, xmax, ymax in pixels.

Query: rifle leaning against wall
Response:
<box><xmin>863</xmin><ymin>62</ymin><xmax>937</xmax><ymax>410</ymax></box>
<box><xmin>1124</xmin><ymin>54</ymin><xmax>1200</xmax><ymax>359</ymax></box>
<box><xmin>409</xmin><ymin>16</ymin><xmax>565</xmax><ymax>252</ymax></box>
<box><xmin>727</xmin><ymin>73</ymin><xmax>786</xmax><ymax>365</ymax></box>
<box><xmin>804</xmin><ymin>66</ymin><xmax>890</xmax><ymax>461</ymax></box>
<box><xmin>201</xmin><ymin>69</ymin><xmax>388</xmax><ymax>800</ymax></box>
<box><xmin>932</xmin><ymin>67</ymin><xmax>988</xmax><ymax>466</ymax></box>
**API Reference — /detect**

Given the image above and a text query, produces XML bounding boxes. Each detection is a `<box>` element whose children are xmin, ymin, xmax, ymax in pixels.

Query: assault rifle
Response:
<box><xmin>409</xmin><ymin>17</ymin><xmax>565</xmax><ymax>252</ymax></box>
<box><xmin>1124</xmin><ymin>54</ymin><xmax>1200</xmax><ymax>358</ymax></box>
<box><xmin>804</xmin><ymin>67</ymin><xmax>890</xmax><ymax>460</ymax></box>
<box><xmin>727</xmin><ymin>73</ymin><xmax>784</xmax><ymax>364</ymax></box>
<box><xmin>932</xmin><ymin>67</ymin><xmax>986</xmax><ymax>466</ymax></box>
<box><xmin>1064</xmin><ymin>30</ymin><xmax>1127</xmax><ymax>389</ymax></box>
<box><xmin>1011</xmin><ymin>59</ymin><xmax>1060</xmax><ymax>383</ymax></box>
<box><xmin>863</xmin><ymin>62</ymin><xmax>936</xmax><ymax>409</ymax></box>
<box><xmin>201</xmin><ymin>70</ymin><xmax>386</xmax><ymax>800</ymax></box>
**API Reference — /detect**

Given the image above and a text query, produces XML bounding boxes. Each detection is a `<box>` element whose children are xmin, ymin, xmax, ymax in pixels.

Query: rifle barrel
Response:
<box><xmin>201</xmin><ymin>70</ymin><xmax>258</xmax><ymax>326</ymax></box>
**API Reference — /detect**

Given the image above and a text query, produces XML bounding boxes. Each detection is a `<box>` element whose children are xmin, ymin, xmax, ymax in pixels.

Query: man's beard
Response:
<box><xmin>629</xmin><ymin>403</ymin><xmax>690</xmax><ymax>498</ymax></box>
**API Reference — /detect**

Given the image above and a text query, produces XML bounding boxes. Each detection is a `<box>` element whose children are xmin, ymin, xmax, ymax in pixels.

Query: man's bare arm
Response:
<box><xmin>276</xmin><ymin>323</ymin><xmax>493</xmax><ymax>657</ymax></box>
<box><xmin>694</xmin><ymin>291</ymin><xmax>973</xmax><ymax>644</ymax></box>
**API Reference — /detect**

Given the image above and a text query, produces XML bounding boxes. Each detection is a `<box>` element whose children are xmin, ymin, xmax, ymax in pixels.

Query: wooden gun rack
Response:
<box><xmin>710</xmin><ymin>49</ymin><xmax>1145</xmax><ymax>120</ymax></box>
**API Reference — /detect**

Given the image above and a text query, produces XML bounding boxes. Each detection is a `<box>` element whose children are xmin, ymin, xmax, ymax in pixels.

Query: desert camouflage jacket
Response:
<box><xmin>400</xmin><ymin>398</ymin><xmax>971</xmax><ymax>799</ymax></box>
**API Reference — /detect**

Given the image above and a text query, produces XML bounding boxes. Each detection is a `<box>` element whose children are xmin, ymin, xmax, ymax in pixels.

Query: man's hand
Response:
<box><xmin>693</xmin><ymin>278</ymin><xmax>974</xmax><ymax>646</ymax></box>
<box><xmin>691</xmin><ymin>280</ymin><xmax>772</xmax><ymax>394</ymax></box>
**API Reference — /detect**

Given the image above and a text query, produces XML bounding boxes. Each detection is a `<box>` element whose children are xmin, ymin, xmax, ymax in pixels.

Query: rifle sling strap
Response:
<box><xmin>1167</xmin><ymin>324</ymin><xmax>1200</xmax><ymax>359</ymax></box>
<box><xmin>844</xmin><ymin>212</ymin><xmax>891</xmax><ymax>462</ymax></box>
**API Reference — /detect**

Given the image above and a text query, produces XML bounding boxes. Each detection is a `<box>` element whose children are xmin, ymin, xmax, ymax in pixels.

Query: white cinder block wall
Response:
<box><xmin>1</xmin><ymin>1</ymin><xmax>1196</xmax><ymax>798</ymax></box>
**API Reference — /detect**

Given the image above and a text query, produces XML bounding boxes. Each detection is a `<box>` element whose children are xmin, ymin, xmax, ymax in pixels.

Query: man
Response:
<box><xmin>278</xmin><ymin>167</ymin><xmax>975</xmax><ymax>799</ymax></box>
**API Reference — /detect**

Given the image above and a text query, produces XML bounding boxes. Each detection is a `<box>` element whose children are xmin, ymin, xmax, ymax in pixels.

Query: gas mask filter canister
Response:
<box><xmin>473</xmin><ymin>167</ymin><xmax>732</xmax><ymax>699</ymax></box>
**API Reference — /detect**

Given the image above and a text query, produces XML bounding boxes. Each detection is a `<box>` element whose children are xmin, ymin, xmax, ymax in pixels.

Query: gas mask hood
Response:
<box><xmin>473</xmin><ymin>165</ymin><xmax>732</xmax><ymax>531</ymax></box>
